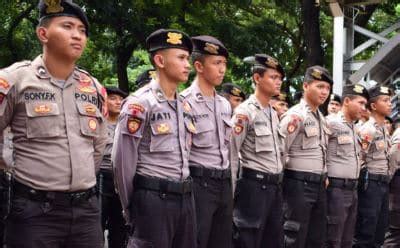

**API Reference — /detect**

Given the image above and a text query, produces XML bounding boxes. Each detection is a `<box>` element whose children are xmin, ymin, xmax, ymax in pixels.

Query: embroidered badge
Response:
<box><xmin>311</xmin><ymin>68</ymin><xmax>322</xmax><ymax>80</ymax></box>
<box><xmin>265</xmin><ymin>57</ymin><xmax>278</xmax><ymax>68</ymax></box>
<box><xmin>88</xmin><ymin>119</ymin><xmax>97</xmax><ymax>131</ymax></box>
<box><xmin>128</xmin><ymin>104</ymin><xmax>145</xmax><ymax>116</ymax></box>
<box><xmin>156</xmin><ymin>123</ymin><xmax>171</xmax><ymax>134</ymax></box>
<box><xmin>85</xmin><ymin>104</ymin><xmax>97</xmax><ymax>115</ymax></box>
<box><xmin>166</xmin><ymin>32</ymin><xmax>182</xmax><ymax>45</ymax></box>
<box><xmin>127</xmin><ymin>117</ymin><xmax>141</xmax><ymax>134</ymax></box>
<box><xmin>0</xmin><ymin>78</ymin><xmax>9</xmax><ymax>90</ymax></box>
<box><xmin>234</xmin><ymin>124</ymin><xmax>244</xmax><ymax>135</ymax></box>
<box><xmin>34</xmin><ymin>104</ymin><xmax>51</xmax><ymax>114</ymax></box>
<box><xmin>45</xmin><ymin>0</ymin><xmax>64</xmax><ymax>14</ymax></box>
<box><xmin>231</xmin><ymin>87</ymin><xmax>242</xmax><ymax>97</ymax></box>
<box><xmin>183</xmin><ymin>101</ymin><xmax>192</xmax><ymax>112</ymax></box>
<box><xmin>204</xmin><ymin>43</ymin><xmax>219</xmax><ymax>54</ymax></box>
<box><xmin>353</xmin><ymin>84</ymin><xmax>364</xmax><ymax>94</ymax></box>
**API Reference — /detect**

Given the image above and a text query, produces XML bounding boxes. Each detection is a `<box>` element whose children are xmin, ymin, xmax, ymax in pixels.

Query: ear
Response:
<box><xmin>253</xmin><ymin>73</ymin><xmax>260</xmax><ymax>85</ymax></box>
<box><xmin>370</xmin><ymin>102</ymin><xmax>377</xmax><ymax>111</ymax></box>
<box><xmin>303</xmin><ymin>82</ymin><xmax>308</xmax><ymax>91</ymax></box>
<box><xmin>36</xmin><ymin>27</ymin><xmax>49</xmax><ymax>44</ymax></box>
<box><xmin>193</xmin><ymin>60</ymin><xmax>204</xmax><ymax>73</ymax></box>
<box><xmin>153</xmin><ymin>54</ymin><xmax>165</xmax><ymax>69</ymax></box>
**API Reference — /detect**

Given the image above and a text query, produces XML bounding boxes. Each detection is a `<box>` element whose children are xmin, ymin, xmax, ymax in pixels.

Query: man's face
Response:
<box><xmin>255</xmin><ymin>68</ymin><xmax>283</xmax><ymax>97</ymax></box>
<box><xmin>158</xmin><ymin>48</ymin><xmax>191</xmax><ymax>83</ymax></box>
<box><xmin>196</xmin><ymin>55</ymin><xmax>227</xmax><ymax>87</ymax></box>
<box><xmin>372</xmin><ymin>95</ymin><xmax>392</xmax><ymax>117</ymax></box>
<box><xmin>228</xmin><ymin>95</ymin><xmax>243</xmax><ymax>110</ymax></box>
<box><xmin>345</xmin><ymin>96</ymin><xmax>367</xmax><ymax>121</ymax></box>
<box><xmin>38</xmin><ymin>16</ymin><xmax>87</xmax><ymax>61</ymax></box>
<box><xmin>107</xmin><ymin>94</ymin><xmax>123</xmax><ymax>115</ymax></box>
<box><xmin>273</xmin><ymin>100</ymin><xmax>289</xmax><ymax>117</ymax></box>
<box><xmin>328</xmin><ymin>100</ymin><xmax>341</xmax><ymax>114</ymax></box>
<box><xmin>303</xmin><ymin>80</ymin><xmax>330</xmax><ymax>107</ymax></box>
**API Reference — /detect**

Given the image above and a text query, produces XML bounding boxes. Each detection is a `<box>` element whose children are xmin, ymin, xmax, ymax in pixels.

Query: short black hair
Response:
<box><xmin>191</xmin><ymin>51</ymin><xmax>206</xmax><ymax>64</ymax></box>
<box><xmin>367</xmin><ymin>96</ymin><xmax>380</xmax><ymax>111</ymax></box>
<box><xmin>37</xmin><ymin>17</ymin><xmax>52</xmax><ymax>28</ymax></box>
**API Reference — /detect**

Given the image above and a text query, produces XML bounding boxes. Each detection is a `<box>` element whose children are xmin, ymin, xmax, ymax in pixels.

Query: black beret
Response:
<box><xmin>38</xmin><ymin>0</ymin><xmax>89</xmax><ymax>36</ymax></box>
<box><xmin>304</xmin><ymin>65</ymin><xmax>333</xmax><ymax>85</ymax></box>
<box><xmin>105</xmin><ymin>86</ymin><xmax>128</xmax><ymax>98</ymax></box>
<box><xmin>368</xmin><ymin>85</ymin><xmax>392</xmax><ymax>99</ymax></box>
<box><xmin>251</xmin><ymin>54</ymin><xmax>285</xmax><ymax>78</ymax></box>
<box><xmin>220</xmin><ymin>83</ymin><xmax>246</xmax><ymax>100</ymax></box>
<box><xmin>135</xmin><ymin>69</ymin><xmax>156</xmax><ymax>88</ymax></box>
<box><xmin>192</xmin><ymin>35</ymin><xmax>228</xmax><ymax>58</ymax></box>
<box><xmin>146</xmin><ymin>29</ymin><xmax>193</xmax><ymax>53</ymax></box>
<box><xmin>329</xmin><ymin>93</ymin><xmax>342</xmax><ymax>104</ymax></box>
<box><xmin>342</xmin><ymin>83</ymin><xmax>369</xmax><ymax>101</ymax></box>
<box><xmin>272</xmin><ymin>93</ymin><xmax>288</xmax><ymax>102</ymax></box>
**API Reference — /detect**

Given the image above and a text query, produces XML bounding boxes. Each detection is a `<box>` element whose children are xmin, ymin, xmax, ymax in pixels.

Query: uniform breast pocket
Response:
<box><xmin>25</xmin><ymin>102</ymin><xmax>61</xmax><ymax>138</ymax></box>
<box><xmin>302</xmin><ymin>126</ymin><xmax>319</xmax><ymax>149</ymax></box>
<box><xmin>372</xmin><ymin>140</ymin><xmax>386</xmax><ymax>159</ymax></box>
<box><xmin>76</xmin><ymin>102</ymin><xmax>103</xmax><ymax>138</ymax></box>
<box><xmin>192</xmin><ymin>120</ymin><xmax>213</xmax><ymax>148</ymax></box>
<box><xmin>149</xmin><ymin>122</ymin><xmax>174</xmax><ymax>152</ymax></box>
<box><xmin>336</xmin><ymin>135</ymin><xmax>353</xmax><ymax>156</ymax></box>
<box><xmin>254</xmin><ymin>125</ymin><xmax>274</xmax><ymax>152</ymax></box>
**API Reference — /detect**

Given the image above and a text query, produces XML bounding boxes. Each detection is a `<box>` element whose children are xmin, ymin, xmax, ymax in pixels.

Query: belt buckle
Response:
<box><xmin>256</xmin><ymin>173</ymin><xmax>264</xmax><ymax>180</ymax></box>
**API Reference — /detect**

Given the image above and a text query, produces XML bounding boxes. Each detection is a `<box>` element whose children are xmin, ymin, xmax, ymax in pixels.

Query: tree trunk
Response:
<box><xmin>301</xmin><ymin>0</ymin><xmax>324</xmax><ymax>66</ymax></box>
<box><xmin>116</xmin><ymin>43</ymin><xmax>135</xmax><ymax>93</ymax></box>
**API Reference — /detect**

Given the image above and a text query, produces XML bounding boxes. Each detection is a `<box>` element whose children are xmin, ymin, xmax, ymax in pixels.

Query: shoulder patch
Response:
<box><xmin>127</xmin><ymin>117</ymin><xmax>142</xmax><ymax>134</ymax></box>
<box><xmin>287</xmin><ymin>114</ymin><xmax>302</xmax><ymax>134</ymax></box>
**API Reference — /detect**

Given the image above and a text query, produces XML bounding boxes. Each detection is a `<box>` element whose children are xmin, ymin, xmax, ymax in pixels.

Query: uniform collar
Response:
<box><xmin>190</xmin><ymin>79</ymin><xmax>222</xmax><ymax>103</ymax></box>
<box><xmin>33</xmin><ymin>55</ymin><xmax>80</xmax><ymax>89</ymax></box>
<box><xmin>150</xmin><ymin>79</ymin><xmax>179</xmax><ymax>102</ymax></box>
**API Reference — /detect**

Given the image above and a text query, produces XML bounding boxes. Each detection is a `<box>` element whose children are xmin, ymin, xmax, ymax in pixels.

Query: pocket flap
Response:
<box><xmin>26</xmin><ymin>102</ymin><xmax>59</xmax><ymax>117</ymax></box>
<box><xmin>150</xmin><ymin>122</ymin><xmax>173</xmax><ymax>135</ymax></box>
<box><xmin>76</xmin><ymin>102</ymin><xmax>101</xmax><ymax>117</ymax></box>
<box><xmin>254</xmin><ymin>124</ymin><xmax>271</xmax><ymax>136</ymax></box>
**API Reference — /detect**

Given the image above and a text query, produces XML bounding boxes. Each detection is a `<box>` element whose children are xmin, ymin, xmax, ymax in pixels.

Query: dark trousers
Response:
<box><xmin>193</xmin><ymin>176</ymin><xmax>233</xmax><ymax>248</ymax></box>
<box><xmin>233</xmin><ymin>177</ymin><xmax>284</xmax><ymax>248</ymax></box>
<box><xmin>128</xmin><ymin>188</ymin><xmax>196</xmax><ymax>248</ymax></box>
<box><xmin>6</xmin><ymin>193</ymin><xmax>102</xmax><ymax>248</ymax></box>
<box><xmin>326</xmin><ymin>186</ymin><xmax>358</xmax><ymax>248</ymax></box>
<box><xmin>283</xmin><ymin>177</ymin><xmax>327</xmax><ymax>248</ymax></box>
<box><xmin>99</xmin><ymin>170</ymin><xmax>127</xmax><ymax>248</ymax></box>
<box><xmin>383</xmin><ymin>174</ymin><xmax>400</xmax><ymax>248</ymax></box>
<box><xmin>354</xmin><ymin>180</ymin><xmax>389</xmax><ymax>247</ymax></box>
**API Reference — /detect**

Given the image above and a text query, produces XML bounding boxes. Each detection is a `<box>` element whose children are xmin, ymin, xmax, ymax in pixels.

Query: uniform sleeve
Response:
<box><xmin>112</xmin><ymin>97</ymin><xmax>146</xmax><ymax>224</ymax></box>
<box><xmin>0</xmin><ymin>72</ymin><xmax>17</xmax><ymax>169</ymax></box>
<box><xmin>279</xmin><ymin>113</ymin><xmax>302</xmax><ymax>159</ymax></box>
<box><xmin>389</xmin><ymin>131</ymin><xmax>400</xmax><ymax>177</ymax></box>
<box><xmin>230</xmin><ymin>109</ymin><xmax>250</xmax><ymax>193</ymax></box>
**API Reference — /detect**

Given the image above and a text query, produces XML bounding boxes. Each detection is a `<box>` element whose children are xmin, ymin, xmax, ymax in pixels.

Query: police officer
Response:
<box><xmin>354</xmin><ymin>85</ymin><xmax>392</xmax><ymax>247</ymax></box>
<box><xmin>220</xmin><ymin>82</ymin><xmax>246</xmax><ymax>111</ymax></box>
<box><xmin>135</xmin><ymin>69</ymin><xmax>156</xmax><ymax>89</ymax></box>
<box><xmin>327</xmin><ymin>93</ymin><xmax>342</xmax><ymax>116</ymax></box>
<box><xmin>231</xmin><ymin>54</ymin><xmax>285</xmax><ymax>248</ymax></box>
<box><xmin>325</xmin><ymin>84</ymin><xmax>369</xmax><ymax>248</ymax></box>
<box><xmin>0</xmin><ymin>1</ymin><xmax>108</xmax><ymax>247</ymax></box>
<box><xmin>180</xmin><ymin>35</ymin><xmax>232</xmax><ymax>248</ymax></box>
<box><xmin>271</xmin><ymin>92</ymin><xmax>289</xmax><ymax>119</ymax></box>
<box><xmin>112</xmin><ymin>29</ymin><xmax>196</xmax><ymax>248</ymax></box>
<box><xmin>384</xmin><ymin>126</ymin><xmax>400</xmax><ymax>247</ymax></box>
<box><xmin>279</xmin><ymin>65</ymin><xmax>333</xmax><ymax>248</ymax></box>
<box><xmin>99</xmin><ymin>86</ymin><xmax>128</xmax><ymax>247</ymax></box>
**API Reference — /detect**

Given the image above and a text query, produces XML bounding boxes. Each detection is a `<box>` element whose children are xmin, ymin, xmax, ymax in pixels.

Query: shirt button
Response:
<box><xmin>261</xmin><ymin>185</ymin><xmax>267</xmax><ymax>190</ymax></box>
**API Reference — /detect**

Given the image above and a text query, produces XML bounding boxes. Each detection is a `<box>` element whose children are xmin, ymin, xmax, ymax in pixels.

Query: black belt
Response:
<box><xmin>133</xmin><ymin>174</ymin><xmax>192</xmax><ymax>194</ymax></box>
<box><xmin>13</xmin><ymin>181</ymin><xmax>96</xmax><ymax>204</ymax></box>
<box><xmin>328</xmin><ymin>177</ymin><xmax>358</xmax><ymax>190</ymax></box>
<box><xmin>394</xmin><ymin>170</ymin><xmax>400</xmax><ymax>177</ymax></box>
<box><xmin>368</xmin><ymin>173</ymin><xmax>390</xmax><ymax>184</ymax></box>
<box><xmin>284</xmin><ymin>170</ymin><xmax>327</xmax><ymax>184</ymax></box>
<box><xmin>242</xmin><ymin>167</ymin><xmax>282</xmax><ymax>185</ymax></box>
<box><xmin>189</xmin><ymin>166</ymin><xmax>231</xmax><ymax>180</ymax></box>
